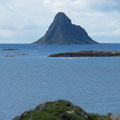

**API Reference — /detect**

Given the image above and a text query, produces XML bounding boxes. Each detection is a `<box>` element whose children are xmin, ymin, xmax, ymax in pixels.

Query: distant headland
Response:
<box><xmin>34</xmin><ymin>12</ymin><xmax>98</xmax><ymax>45</ymax></box>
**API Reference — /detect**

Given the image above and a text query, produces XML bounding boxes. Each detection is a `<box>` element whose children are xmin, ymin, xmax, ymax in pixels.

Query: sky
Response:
<box><xmin>0</xmin><ymin>0</ymin><xmax>120</xmax><ymax>43</ymax></box>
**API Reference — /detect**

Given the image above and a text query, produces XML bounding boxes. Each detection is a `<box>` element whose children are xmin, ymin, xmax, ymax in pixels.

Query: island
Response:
<box><xmin>49</xmin><ymin>51</ymin><xmax>120</xmax><ymax>57</ymax></box>
<box><xmin>13</xmin><ymin>100</ymin><xmax>112</xmax><ymax>120</ymax></box>
<box><xmin>33</xmin><ymin>12</ymin><xmax>98</xmax><ymax>45</ymax></box>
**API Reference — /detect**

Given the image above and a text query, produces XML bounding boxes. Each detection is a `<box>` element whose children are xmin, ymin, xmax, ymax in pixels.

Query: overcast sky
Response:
<box><xmin>0</xmin><ymin>0</ymin><xmax>120</xmax><ymax>43</ymax></box>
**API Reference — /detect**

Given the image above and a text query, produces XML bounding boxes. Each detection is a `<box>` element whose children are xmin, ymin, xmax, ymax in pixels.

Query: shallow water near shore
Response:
<box><xmin>0</xmin><ymin>43</ymin><xmax>120</xmax><ymax>120</ymax></box>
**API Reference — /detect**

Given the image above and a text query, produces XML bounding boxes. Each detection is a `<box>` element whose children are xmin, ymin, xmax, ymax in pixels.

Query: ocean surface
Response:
<box><xmin>0</xmin><ymin>43</ymin><xmax>120</xmax><ymax>120</ymax></box>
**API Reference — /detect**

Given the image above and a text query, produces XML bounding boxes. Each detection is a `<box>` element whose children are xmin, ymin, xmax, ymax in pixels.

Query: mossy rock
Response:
<box><xmin>13</xmin><ymin>100</ymin><xmax>111</xmax><ymax>120</ymax></box>
<box><xmin>89</xmin><ymin>113</ymin><xmax>111</xmax><ymax>120</ymax></box>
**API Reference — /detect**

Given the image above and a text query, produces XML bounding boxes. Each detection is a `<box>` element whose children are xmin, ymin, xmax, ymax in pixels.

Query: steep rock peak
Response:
<box><xmin>34</xmin><ymin>12</ymin><xmax>98</xmax><ymax>44</ymax></box>
<box><xmin>54</xmin><ymin>12</ymin><xmax>71</xmax><ymax>25</ymax></box>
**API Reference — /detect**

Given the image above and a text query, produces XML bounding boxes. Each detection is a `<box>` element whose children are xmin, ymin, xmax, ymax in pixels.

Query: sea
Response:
<box><xmin>0</xmin><ymin>43</ymin><xmax>120</xmax><ymax>120</ymax></box>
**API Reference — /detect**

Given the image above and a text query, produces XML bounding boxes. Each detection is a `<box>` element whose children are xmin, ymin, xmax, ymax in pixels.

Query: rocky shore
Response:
<box><xmin>13</xmin><ymin>100</ymin><xmax>113</xmax><ymax>120</ymax></box>
<box><xmin>49</xmin><ymin>51</ymin><xmax>120</xmax><ymax>57</ymax></box>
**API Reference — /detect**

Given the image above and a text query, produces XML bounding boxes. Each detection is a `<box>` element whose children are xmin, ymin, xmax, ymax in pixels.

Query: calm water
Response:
<box><xmin>0</xmin><ymin>44</ymin><xmax>120</xmax><ymax>120</ymax></box>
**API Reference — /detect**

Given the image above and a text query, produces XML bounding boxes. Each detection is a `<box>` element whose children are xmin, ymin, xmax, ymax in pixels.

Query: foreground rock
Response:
<box><xmin>111</xmin><ymin>114</ymin><xmax>120</xmax><ymax>120</ymax></box>
<box><xmin>49</xmin><ymin>51</ymin><xmax>120</xmax><ymax>57</ymax></box>
<box><xmin>34</xmin><ymin>12</ymin><xmax>98</xmax><ymax>44</ymax></box>
<box><xmin>13</xmin><ymin>100</ymin><xmax>111</xmax><ymax>120</ymax></box>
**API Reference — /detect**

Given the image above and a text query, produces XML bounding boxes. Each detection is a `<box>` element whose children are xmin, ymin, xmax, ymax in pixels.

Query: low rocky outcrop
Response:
<box><xmin>49</xmin><ymin>51</ymin><xmax>120</xmax><ymax>57</ymax></box>
<box><xmin>19</xmin><ymin>54</ymin><xmax>28</xmax><ymax>56</ymax></box>
<box><xmin>13</xmin><ymin>100</ymin><xmax>111</xmax><ymax>120</ymax></box>
<box><xmin>2</xmin><ymin>48</ymin><xmax>19</xmax><ymax>51</ymax></box>
<box><xmin>4</xmin><ymin>55</ymin><xmax>15</xmax><ymax>57</ymax></box>
<box><xmin>3</xmin><ymin>54</ymin><xmax>28</xmax><ymax>57</ymax></box>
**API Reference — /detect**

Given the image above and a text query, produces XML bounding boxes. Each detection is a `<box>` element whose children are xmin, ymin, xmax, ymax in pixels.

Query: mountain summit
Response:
<box><xmin>34</xmin><ymin>12</ymin><xmax>98</xmax><ymax>44</ymax></box>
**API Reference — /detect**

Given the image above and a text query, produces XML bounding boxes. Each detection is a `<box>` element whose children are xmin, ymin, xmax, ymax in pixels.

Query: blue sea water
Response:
<box><xmin>0</xmin><ymin>43</ymin><xmax>120</xmax><ymax>120</ymax></box>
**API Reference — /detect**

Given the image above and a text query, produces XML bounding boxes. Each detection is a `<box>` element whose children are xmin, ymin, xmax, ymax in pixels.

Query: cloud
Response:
<box><xmin>0</xmin><ymin>29</ymin><xmax>14</xmax><ymax>38</ymax></box>
<box><xmin>90</xmin><ymin>30</ymin><xmax>120</xmax><ymax>37</ymax></box>
<box><xmin>0</xmin><ymin>0</ymin><xmax>120</xmax><ymax>43</ymax></box>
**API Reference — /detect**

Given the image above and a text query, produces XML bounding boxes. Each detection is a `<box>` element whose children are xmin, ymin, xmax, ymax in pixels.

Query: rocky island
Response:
<box><xmin>49</xmin><ymin>51</ymin><xmax>120</xmax><ymax>57</ymax></box>
<box><xmin>34</xmin><ymin>12</ymin><xmax>98</xmax><ymax>44</ymax></box>
<box><xmin>2</xmin><ymin>48</ymin><xmax>19</xmax><ymax>51</ymax></box>
<box><xmin>13</xmin><ymin>100</ymin><xmax>112</xmax><ymax>120</ymax></box>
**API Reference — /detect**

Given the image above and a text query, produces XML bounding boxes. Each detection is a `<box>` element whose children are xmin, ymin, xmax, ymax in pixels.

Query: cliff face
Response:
<box><xmin>34</xmin><ymin>12</ymin><xmax>98</xmax><ymax>44</ymax></box>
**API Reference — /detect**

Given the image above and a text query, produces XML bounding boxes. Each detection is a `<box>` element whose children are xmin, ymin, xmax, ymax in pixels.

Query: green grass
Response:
<box><xmin>45</xmin><ymin>100</ymin><xmax>72</xmax><ymax>113</ymax></box>
<box><xmin>89</xmin><ymin>113</ymin><xmax>111</xmax><ymax>120</ymax></box>
<box><xmin>21</xmin><ymin>111</ymin><xmax>61</xmax><ymax>120</ymax></box>
<box><xmin>68</xmin><ymin>113</ymin><xmax>84</xmax><ymax>120</ymax></box>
